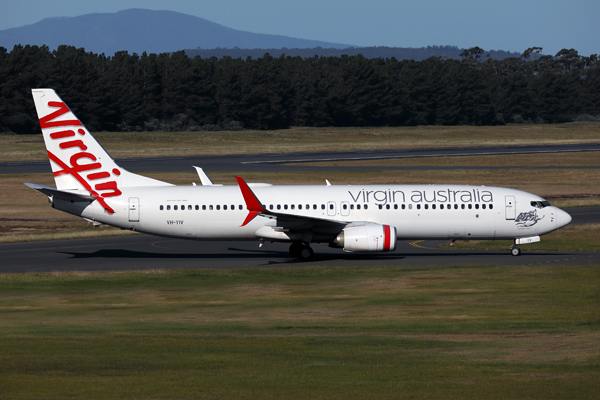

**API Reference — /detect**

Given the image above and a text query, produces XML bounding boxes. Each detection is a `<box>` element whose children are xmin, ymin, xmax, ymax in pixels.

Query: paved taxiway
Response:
<box><xmin>1</xmin><ymin>206</ymin><xmax>597</xmax><ymax>273</ymax></box>
<box><xmin>1</xmin><ymin>235</ymin><xmax>598</xmax><ymax>274</ymax></box>
<box><xmin>2</xmin><ymin>143</ymin><xmax>600</xmax><ymax>174</ymax></box>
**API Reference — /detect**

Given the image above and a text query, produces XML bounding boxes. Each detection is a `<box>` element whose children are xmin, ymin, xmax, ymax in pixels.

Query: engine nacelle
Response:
<box><xmin>334</xmin><ymin>223</ymin><xmax>397</xmax><ymax>252</ymax></box>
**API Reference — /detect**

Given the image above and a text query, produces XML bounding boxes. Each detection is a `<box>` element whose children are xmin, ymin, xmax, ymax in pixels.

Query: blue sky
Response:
<box><xmin>2</xmin><ymin>0</ymin><xmax>598</xmax><ymax>56</ymax></box>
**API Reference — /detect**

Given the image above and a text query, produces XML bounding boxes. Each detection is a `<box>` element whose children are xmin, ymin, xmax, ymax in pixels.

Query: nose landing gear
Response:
<box><xmin>510</xmin><ymin>242</ymin><xmax>522</xmax><ymax>256</ymax></box>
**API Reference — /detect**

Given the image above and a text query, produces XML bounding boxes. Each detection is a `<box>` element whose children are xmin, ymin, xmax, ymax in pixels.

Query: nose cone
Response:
<box><xmin>556</xmin><ymin>208</ymin><xmax>572</xmax><ymax>228</ymax></box>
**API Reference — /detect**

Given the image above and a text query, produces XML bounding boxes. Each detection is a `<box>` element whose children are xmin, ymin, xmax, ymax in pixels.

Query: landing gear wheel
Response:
<box><xmin>298</xmin><ymin>245</ymin><xmax>314</xmax><ymax>261</ymax></box>
<box><xmin>289</xmin><ymin>242</ymin><xmax>302</xmax><ymax>258</ymax></box>
<box><xmin>511</xmin><ymin>246</ymin><xmax>521</xmax><ymax>256</ymax></box>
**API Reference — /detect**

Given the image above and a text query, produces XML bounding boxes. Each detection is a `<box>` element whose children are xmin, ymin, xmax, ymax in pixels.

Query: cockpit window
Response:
<box><xmin>531</xmin><ymin>200</ymin><xmax>551</xmax><ymax>209</ymax></box>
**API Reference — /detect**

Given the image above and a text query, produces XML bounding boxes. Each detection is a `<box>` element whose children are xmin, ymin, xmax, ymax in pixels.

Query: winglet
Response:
<box><xmin>235</xmin><ymin>176</ymin><xmax>267</xmax><ymax>226</ymax></box>
<box><xmin>193</xmin><ymin>166</ymin><xmax>214</xmax><ymax>186</ymax></box>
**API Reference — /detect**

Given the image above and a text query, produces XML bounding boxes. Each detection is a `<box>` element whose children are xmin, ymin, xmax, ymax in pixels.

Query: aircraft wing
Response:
<box><xmin>235</xmin><ymin>176</ymin><xmax>347</xmax><ymax>232</ymax></box>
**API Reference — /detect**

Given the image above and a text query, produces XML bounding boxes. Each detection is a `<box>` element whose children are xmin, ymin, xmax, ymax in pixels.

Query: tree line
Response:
<box><xmin>185</xmin><ymin>45</ymin><xmax>523</xmax><ymax>62</ymax></box>
<box><xmin>0</xmin><ymin>44</ymin><xmax>598</xmax><ymax>134</ymax></box>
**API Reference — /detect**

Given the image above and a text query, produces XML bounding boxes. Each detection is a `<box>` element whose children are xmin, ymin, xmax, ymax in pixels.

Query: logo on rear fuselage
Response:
<box><xmin>41</xmin><ymin>101</ymin><xmax>122</xmax><ymax>214</ymax></box>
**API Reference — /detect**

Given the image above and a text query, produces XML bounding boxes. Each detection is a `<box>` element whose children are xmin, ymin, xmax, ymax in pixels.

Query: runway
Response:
<box><xmin>2</xmin><ymin>142</ymin><xmax>600</xmax><ymax>174</ymax></box>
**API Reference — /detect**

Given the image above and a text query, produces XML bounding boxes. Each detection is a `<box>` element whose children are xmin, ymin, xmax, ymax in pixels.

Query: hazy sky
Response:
<box><xmin>2</xmin><ymin>0</ymin><xmax>598</xmax><ymax>56</ymax></box>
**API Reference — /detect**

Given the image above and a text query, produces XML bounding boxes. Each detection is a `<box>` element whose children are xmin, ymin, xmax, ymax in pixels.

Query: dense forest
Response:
<box><xmin>0</xmin><ymin>45</ymin><xmax>599</xmax><ymax>134</ymax></box>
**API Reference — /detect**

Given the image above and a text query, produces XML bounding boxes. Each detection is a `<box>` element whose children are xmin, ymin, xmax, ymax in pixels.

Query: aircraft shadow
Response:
<box><xmin>58</xmin><ymin>248</ymin><xmax>573</xmax><ymax>265</ymax></box>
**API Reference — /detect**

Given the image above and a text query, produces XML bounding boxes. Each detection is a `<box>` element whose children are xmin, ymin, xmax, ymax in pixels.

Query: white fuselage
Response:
<box><xmin>54</xmin><ymin>183</ymin><xmax>569</xmax><ymax>243</ymax></box>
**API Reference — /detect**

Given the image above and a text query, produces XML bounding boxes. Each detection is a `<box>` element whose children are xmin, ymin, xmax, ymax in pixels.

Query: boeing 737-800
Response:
<box><xmin>26</xmin><ymin>89</ymin><xmax>572</xmax><ymax>260</ymax></box>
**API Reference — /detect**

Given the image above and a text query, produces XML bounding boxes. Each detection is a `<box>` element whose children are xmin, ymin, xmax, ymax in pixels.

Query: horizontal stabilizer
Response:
<box><xmin>24</xmin><ymin>183</ymin><xmax>96</xmax><ymax>202</ymax></box>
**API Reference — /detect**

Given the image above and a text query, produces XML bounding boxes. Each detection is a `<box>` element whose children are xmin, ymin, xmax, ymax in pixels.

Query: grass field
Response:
<box><xmin>2</xmin><ymin>123</ymin><xmax>600</xmax><ymax>162</ymax></box>
<box><xmin>1</xmin><ymin>266</ymin><xmax>599</xmax><ymax>399</ymax></box>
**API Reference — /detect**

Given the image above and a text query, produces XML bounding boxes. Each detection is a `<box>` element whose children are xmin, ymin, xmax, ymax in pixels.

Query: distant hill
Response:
<box><xmin>0</xmin><ymin>9</ymin><xmax>353</xmax><ymax>55</ymax></box>
<box><xmin>185</xmin><ymin>46</ymin><xmax>524</xmax><ymax>61</ymax></box>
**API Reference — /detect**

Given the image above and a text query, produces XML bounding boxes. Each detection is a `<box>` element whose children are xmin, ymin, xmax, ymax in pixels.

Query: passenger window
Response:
<box><xmin>482</xmin><ymin>204</ymin><xmax>486</xmax><ymax>209</ymax></box>
<box><xmin>424</xmin><ymin>204</ymin><xmax>428</xmax><ymax>210</ymax></box>
<box><xmin>195</xmin><ymin>205</ymin><xmax>199</xmax><ymax>210</ymax></box>
<box><xmin>306</xmin><ymin>204</ymin><xmax>309</xmax><ymax>210</ymax></box>
<box><xmin>408</xmin><ymin>204</ymin><xmax>412</xmax><ymax>210</ymax></box>
<box><xmin>313</xmin><ymin>204</ymin><xmax>317</xmax><ymax>210</ymax></box>
<box><xmin>188</xmin><ymin>205</ymin><xmax>192</xmax><ymax>210</ymax></box>
<box><xmin>350</xmin><ymin>204</ymin><xmax>354</xmax><ymax>210</ymax></box>
<box><xmin>291</xmin><ymin>204</ymin><xmax>295</xmax><ymax>210</ymax></box>
<box><xmin>417</xmin><ymin>204</ymin><xmax>421</xmax><ymax>210</ymax></box>
<box><xmin>224</xmin><ymin>205</ymin><xmax>228</xmax><ymax>210</ymax></box>
<box><xmin>160</xmin><ymin>205</ymin><xmax>164</xmax><ymax>210</ymax></box>
<box><xmin>284</xmin><ymin>205</ymin><xmax>288</xmax><ymax>210</ymax></box>
<box><xmin>461</xmin><ymin>204</ymin><xmax>465</xmax><ymax>209</ymax></box>
<box><xmin>321</xmin><ymin>204</ymin><xmax>325</xmax><ymax>210</ymax></box>
<box><xmin>402</xmin><ymin>204</ymin><xmax>406</xmax><ymax>210</ymax></box>
<box><xmin>475</xmin><ymin>204</ymin><xmax>479</xmax><ymax>209</ymax></box>
<box><xmin>299</xmin><ymin>205</ymin><xmax>302</xmax><ymax>210</ymax></box>
<box><xmin>216</xmin><ymin>205</ymin><xmax>220</xmax><ymax>210</ymax></box>
<box><xmin>231</xmin><ymin>205</ymin><xmax>234</xmax><ymax>210</ymax></box>
<box><xmin>386</xmin><ymin>204</ymin><xmax>390</xmax><ymax>210</ymax></box>
<box><xmin>167</xmin><ymin>205</ymin><xmax>171</xmax><ymax>210</ymax></box>
<box><xmin>490</xmin><ymin>204</ymin><xmax>494</xmax><ymax>209</ymax></box>
<box><xmin>277</xmin><ymin>205</ymin><xmax>281</xmax><ymax>210</ymax></box>
<box><xmin>202</xmin><ymin>205</ymin><xmax>206</xmax><ymax>210</ymax></box>
<box><xmin>378</xmin><ymin>205</ymin><xmax>383</xmax><ymax>210</ymax></box>
<box><xmin>440</xmin><ymin>204</ymin><xmax>444</xmax><ymax>210</ymax></box>
<box><xmin>239</xmin><ymin>205</ymin><xmax>243</xmax><ymax>210</ymax></box>
<box><xmin>357</xmin><ymin>205</ymin><xmax>361</xmax><ymax>210</ymax></box>
<box><xmin>454</xmin><ymin>204</ymin><xmax>458</xmax><ymax>209</ymax></box>
<box><xmin>364</xmin><ymin>205</ymin><xmax>368</xmax><ymax>210</ymax></box>
<box><xmin>174</xmin><ymin>205</ymin><xmax>178</xmax><ymax>210</ymax></box>
<box><xmin>468</xmin><ymin>204</ymin><xmax>472</xmax><ymax>209</ymax></box>
<box><xmin>343</xmin><ymin>204</ymin><xmax>347</xmax><ymax>210</ymax></box>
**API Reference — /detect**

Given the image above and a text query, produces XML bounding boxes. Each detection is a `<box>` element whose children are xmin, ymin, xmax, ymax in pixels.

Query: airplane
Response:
<box><xmin>25</xmin><ymin>88</ymin><xmax>572</xmax><ymax>260</ymax></box>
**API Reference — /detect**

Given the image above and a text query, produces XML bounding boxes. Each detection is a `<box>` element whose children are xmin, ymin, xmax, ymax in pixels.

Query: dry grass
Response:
<box><xmin>2</xmin><ymin>123</ymin><xmax>600</xmax><ymax>162</ymax></box>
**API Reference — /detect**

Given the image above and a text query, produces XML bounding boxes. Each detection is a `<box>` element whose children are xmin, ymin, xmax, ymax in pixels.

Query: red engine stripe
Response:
<box><xmin>383</xmin><ymin>225</ymin><xmax>391</xmax><ymax>252</ymax></box>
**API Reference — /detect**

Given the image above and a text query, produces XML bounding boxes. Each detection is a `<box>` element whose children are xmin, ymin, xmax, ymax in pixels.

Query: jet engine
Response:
<box><xmin>333</xmin><ymin>223</ymin><xmax>397</xmax><ymax>252</ymax></box>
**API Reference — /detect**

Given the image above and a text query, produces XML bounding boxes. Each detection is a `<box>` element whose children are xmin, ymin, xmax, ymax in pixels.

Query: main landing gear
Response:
<box><xmin>289</xmin><ymin>242</ymin><xmax>314</xmax><ymax>261</ymax></box>
<box><xmin>510</xmin><ymin>242</ymin><xmax>522</xmax><ymax>256</ymax></box>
